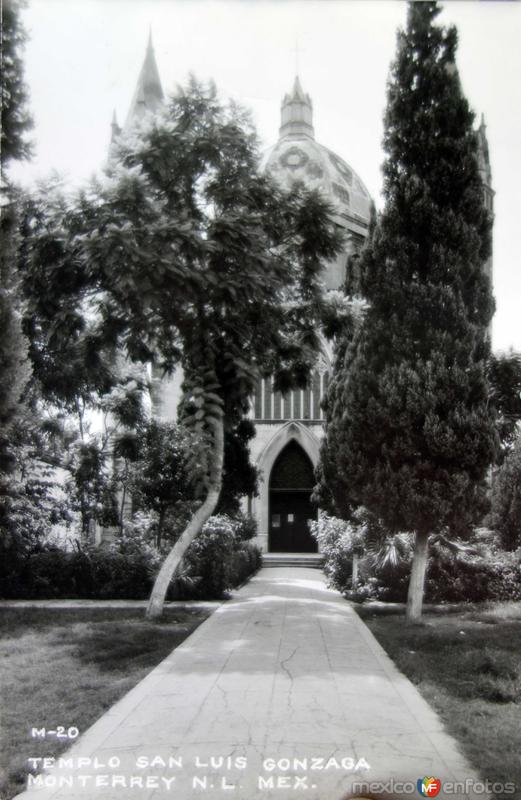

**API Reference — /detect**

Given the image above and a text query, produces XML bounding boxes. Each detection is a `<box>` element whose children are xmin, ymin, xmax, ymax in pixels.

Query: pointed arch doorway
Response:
<box><xmin>268</xmin><ymin>441</ymin><xmax>318</xmax><ymax>553</ymax></box>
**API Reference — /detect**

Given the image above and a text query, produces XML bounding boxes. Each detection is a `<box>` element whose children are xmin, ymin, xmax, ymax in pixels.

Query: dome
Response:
<box><xmin>261</xmin><ymin>78</ymin><xmax>373</xmax><ymax>239</ymax></box>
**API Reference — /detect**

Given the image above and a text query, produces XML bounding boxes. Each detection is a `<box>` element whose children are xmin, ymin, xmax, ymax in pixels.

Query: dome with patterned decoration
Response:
<box><xmin>261</xmin><ymin>77</ymin><xmax>373</xmax><ymax>287</ymax></box>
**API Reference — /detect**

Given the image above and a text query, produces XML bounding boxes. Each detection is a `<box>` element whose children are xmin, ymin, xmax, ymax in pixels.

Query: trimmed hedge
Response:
<box><xmin>0</xmin><ymin>516</ymin><xmax>262</xmax><ymax>601</ymax></box>
<box><xmin>1</xmin><ymin>548</ymin><xmax>159</xmax><ymax>600</ymax></box>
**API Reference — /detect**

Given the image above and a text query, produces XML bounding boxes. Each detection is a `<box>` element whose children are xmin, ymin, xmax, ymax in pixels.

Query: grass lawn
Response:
<box><xmin>0</xmin><ymin>606</ymin><xmax>211</xmax><ymax>800</ymax></box>
<box><xmin>356</xmin><ymin>601</ymin><xmax>521</xmax><ymax>800</ymax></box>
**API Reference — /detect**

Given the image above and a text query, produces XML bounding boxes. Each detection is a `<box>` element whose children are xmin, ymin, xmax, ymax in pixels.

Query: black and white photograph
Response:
<box><xmin>1</xmin><ymin>0</ymin><xmax>520</xmax><ymax>798</ymax></box>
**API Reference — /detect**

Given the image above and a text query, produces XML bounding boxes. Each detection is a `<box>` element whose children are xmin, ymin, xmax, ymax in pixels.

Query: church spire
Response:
<box><xmin>279</xmin><ymin>76</ymin><xmax>314</xmax><ymax>140</ymax></box>
<box><xmin>125</xmin><ymin>31</ymin><xmax>164</xmax><ymax>127</ymax></box>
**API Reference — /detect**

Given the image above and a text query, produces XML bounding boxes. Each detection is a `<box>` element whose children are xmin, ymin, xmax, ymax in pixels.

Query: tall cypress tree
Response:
<box><xmin>1</xmin><ymin>0</ymin><xmax>33</xmax><ymax>168</ymax></box>
<box><xmin>1</xmin><ymin>0</ymin><xmax>33</xmax><ymax>542</ymax></box>
<box><xmin>320</xmin><ymin>1</ymin><xmax>498</xmax><ymax>620</ymax></box>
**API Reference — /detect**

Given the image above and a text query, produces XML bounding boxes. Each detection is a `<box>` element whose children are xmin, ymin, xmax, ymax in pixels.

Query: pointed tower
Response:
<box><xmin>125</xmin><ymin>31</ymin><xmax>164</xmax><ymax>127</ymax></box>
<box><xmin>279</xmin><ymin>76</ymin><xmax>315</xmax><ymax>140</ymax></box>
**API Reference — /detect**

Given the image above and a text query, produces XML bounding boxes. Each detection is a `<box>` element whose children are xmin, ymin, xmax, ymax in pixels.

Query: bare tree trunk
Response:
<box><xmin>146</xmin><ymin>414</ymin><xmax>224</xmax><ymax>619</ymax></box>
<box><xmin>118</xmin><ymin>461</ymin><xmax>128</xmax><ymax>535</ymax></box>
<box><xmin>406</xmin><ymin>530</ymin><xmax>429</xmax><ymax>622</ymax></box>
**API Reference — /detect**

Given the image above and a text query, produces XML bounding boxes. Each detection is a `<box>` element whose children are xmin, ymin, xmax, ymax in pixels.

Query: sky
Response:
<box><xmin>9</xmin><ymin>0</ymin><xmax>521</xmax><ymax>353</ymax></box>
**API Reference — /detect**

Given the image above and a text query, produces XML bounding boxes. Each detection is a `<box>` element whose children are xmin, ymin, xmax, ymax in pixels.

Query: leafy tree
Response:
<box><xmin>18</xmin><ymin>180</ymin><xmax>118</xmax><ymax>410</ymax></box>
<box><xmin>59</xmin><ymin>367</ymin><xmax>147</xmax><ymax>541</ymax></box>
<box><xmin>122</xmin><ymin>420</ymin><xmax>199</xmax><ymax>549</ymax></box>
<box><xmin>23</xmin><ymin>78</ymin><xmax>346</xmax><ymax>616</ymax></box>
<box><xmin>0</xmin><ymin>200</ymin><xmax>65</xmax><ymax>576</ymax></box>
<box><xmin>17</xmin><ymin>178</ymin><xmax>151</xmax><ymax>541</ymax></box>
<box><xmin>0</xmin><ymin>0</ymin><xmax>33</xmax><ymax>550</ymax></box>
<box><xmin>319</xmin><ymin>1</ymin><xmax>498</xmax><ymax>621</ymax></box>
<box><xmin>0</xmin><ymin>270</ymin><xmax>33</xmax><ymax>587</ymax></box>
<box><xmin>0</xmin><ymin>207</ymin><xmax>31</xmax><ymax>479</ymax></box>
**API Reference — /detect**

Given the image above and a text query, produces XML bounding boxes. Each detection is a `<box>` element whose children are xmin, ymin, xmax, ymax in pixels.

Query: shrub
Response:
<box><xmin>362</xmin><ymin>532</ymin><xmax>413</xmax><ymax>602</ymax></box>
<box><xmin>0</xmin><ymin>542</ymin><xmax>31</xmax><ymax>599</ymax></box>
<box><xmin>309</xmin><ymin>514</ymin><xmax>359</xmax><ymax>591</ymax></box>
<box><xmin>312</xmin><ymin>510</ymin><xmax>521</xmax><ymax>605</ymax></box>
<box><xmin>89</xmin><ymin>550</ymin><xmax>155</xmax><ymax>599</ymax></box>
<box><xmin>23</xmin><ymin>549</ymin><xmax>87</xmax><ymax>598</ymax></box>
<box><xmin>0</xmin><ymin>457</ymin><xmax>75</xmax><ymax>598</ymax></box>
<box><xmin>168</xmin><ymin>515</ymin><xmax>261</xmax><ymax>600</ymax></box>
<box><xmin>181</xmin><ymin>515</ymin><xmax>236</xmax><ymax>598</ymax></box>
<box><xmin>110</xmin><ymin>512</ymin><xmax>161</xmax><ymax>567</ymax></box>
<box><xmin>1</xmin><ymin>513</ymin><xmax>261</xmax><ymax>601</ymax></box>
<box><xmin>229</xmin><ymin>543</ymin><xmax>262</xmax><ymax>586</ymax></box>
<box><xmin>425</xmin><ymin>534</ymin><xmax>521</xmax><ymax>604</ymax></box>
<box><xmin>310</xmin><ymin>510</ymin><xmax>412</xmax><ymax>601</ymax></box>
<box><xmin>231</xmin><ymin>513</ymin><xmax>258</xmax><ymax>542</ymax></box>
<box><xmin>9</xmin><ymin>546</ymin><xmax>156</xmax><ymax>600</ymax></box>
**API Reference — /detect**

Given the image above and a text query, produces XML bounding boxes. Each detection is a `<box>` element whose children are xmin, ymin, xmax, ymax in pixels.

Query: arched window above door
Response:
<box><xmin>269</xmin><ymin>441</ymin><xmax>315</xmax><ymax>490</ymax></box>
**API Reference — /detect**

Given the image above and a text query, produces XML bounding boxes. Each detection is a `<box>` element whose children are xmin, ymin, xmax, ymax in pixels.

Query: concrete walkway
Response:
<box><xmin>0</xmin><ymin>600</ymin><xmax>220</xmax><ymax>610</ymax></box>
<box><xmin>15</xmin><ymin>569</ymin><xmax>486</xmax><ymax>800</ymax></box>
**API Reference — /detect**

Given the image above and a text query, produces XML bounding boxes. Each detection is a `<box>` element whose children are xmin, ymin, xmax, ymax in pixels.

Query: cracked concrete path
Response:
<box><xmin>15</xmin><ymin>568</ymin><xmax>486</xmax><ymax>800</ymax></box>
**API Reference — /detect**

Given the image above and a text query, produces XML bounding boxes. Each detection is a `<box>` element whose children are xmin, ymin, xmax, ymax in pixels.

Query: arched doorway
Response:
<box><xmin>268</xmin><ymin>441</ymin><xmax>318</xmax><ymax>553</ymax></box>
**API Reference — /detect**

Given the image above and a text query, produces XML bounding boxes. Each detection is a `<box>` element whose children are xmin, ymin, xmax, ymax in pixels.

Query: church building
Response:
<box><xmin>112</xmin><ymin>35</ymin><xmax>493</xmax><ymax>556</ymax></box>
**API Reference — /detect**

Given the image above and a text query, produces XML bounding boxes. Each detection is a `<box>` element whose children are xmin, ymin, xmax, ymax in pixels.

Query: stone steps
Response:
<box><xmin>262</xmin><ymin>552</ymin><xmax>324</xmax><ymax>569</ymax></box>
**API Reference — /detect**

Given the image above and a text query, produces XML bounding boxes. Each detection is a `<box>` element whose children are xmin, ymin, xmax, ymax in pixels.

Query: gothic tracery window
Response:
<box><xmin>251</xmin><ymin>352</ymin><xmax>330</xmax><ymax>423</ymax></box>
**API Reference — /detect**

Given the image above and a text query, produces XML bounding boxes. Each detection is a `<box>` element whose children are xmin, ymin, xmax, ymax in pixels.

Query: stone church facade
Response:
<box><xmin>113</xmin><ymin>36</ymin><xmax>493</xmax><ymax>555</ymax></box>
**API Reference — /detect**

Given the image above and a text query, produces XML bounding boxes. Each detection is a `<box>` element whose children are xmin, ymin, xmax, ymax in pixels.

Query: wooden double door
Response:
<box><xmin>269</xmin><ymin>489</ymin><xmax>318</xmax><ymax>553</ymax></box>
<box><xmin>268</xmin><ymin>441</ymin><xmax>318</xmax><ymax>553</ymax></box>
